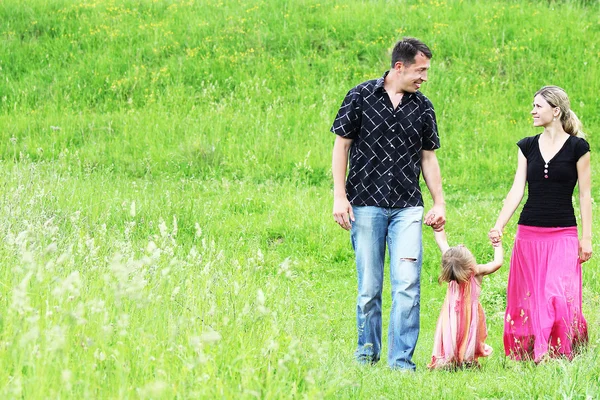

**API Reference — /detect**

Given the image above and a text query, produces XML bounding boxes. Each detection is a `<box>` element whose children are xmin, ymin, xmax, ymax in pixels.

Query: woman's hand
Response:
<box><xmin>488</xmin><ymin>227</ymin><xmax>503</xmax><ymax>247</ymax></box>
<box><xmin>579</xmin><ymin>238</ymin><xmax>593</xmax><ymax>263</ymax></box>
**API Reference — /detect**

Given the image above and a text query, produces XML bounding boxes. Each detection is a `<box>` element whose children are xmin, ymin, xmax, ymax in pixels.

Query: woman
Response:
<box><xmin>489</xmin><ymin>86</ymin><xmax>591</xmax><ymax>362</ymax></box>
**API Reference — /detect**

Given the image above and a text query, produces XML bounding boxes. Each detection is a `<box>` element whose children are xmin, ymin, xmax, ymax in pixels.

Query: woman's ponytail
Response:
<box><xmin>562</xmin><ymin>109</ymin><xmax>584</xmax><ymax>138</ymax></box>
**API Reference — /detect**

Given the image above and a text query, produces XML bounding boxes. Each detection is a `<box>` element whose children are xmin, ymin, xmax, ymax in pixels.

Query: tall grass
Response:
<box><xmin>0</xmin><ymin>0</ymin><xmax>599</xmax><ymax>398</ymax></box>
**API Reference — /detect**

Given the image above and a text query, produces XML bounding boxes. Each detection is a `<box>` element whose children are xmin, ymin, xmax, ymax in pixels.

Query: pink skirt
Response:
<box><xmin>504</xmin><ymin>225</ymin><xmax>588</xmax><ymax>362</ymax></box>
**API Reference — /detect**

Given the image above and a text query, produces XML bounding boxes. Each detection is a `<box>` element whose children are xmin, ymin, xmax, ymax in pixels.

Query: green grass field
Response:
<box><xmin>1</xmin><ymin>0</ymin><xmax>600</xmax><ymax>398</ymax></box>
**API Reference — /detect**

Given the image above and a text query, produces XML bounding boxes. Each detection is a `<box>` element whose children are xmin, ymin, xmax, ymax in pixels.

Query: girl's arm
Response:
<box><xmin>489</xmin><ymin>149</ymin><xmax>528</xmax><ymax>244</ymax></box>
<box><xmin>433</xmin><ymin>229</ymin><xmax>450</xmax><ymax>254</ymax></box>
<box><xmin>475</xmin><ymin>242</ymin><xmax>504</xmax><ymax>277</ymax></box>
<box><xmin>577</xmin><ymin>152</ymin><xmax>592</xmax><ymax>262</ymax></box>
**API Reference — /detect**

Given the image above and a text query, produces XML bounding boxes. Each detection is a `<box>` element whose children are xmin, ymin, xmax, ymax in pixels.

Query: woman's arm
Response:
<box><xmin>489</xmin><ymin>149</ymin><xmax>528</xmax><ymax>244</ymax></box>
<box><xmin>577</xmin><ymin>152</ymin><xmax>592</xmax><ymax>262</ymax></box>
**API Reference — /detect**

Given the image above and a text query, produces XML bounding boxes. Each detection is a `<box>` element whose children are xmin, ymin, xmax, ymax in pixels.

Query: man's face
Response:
<box><xmin>394</xmin><ymin>52</ymin><xmax>430</xmax><ymax>93</ymax></box>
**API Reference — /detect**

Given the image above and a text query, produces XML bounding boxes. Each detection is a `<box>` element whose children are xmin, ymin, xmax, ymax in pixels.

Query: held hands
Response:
<box><xmin>579</xmin><ymin>238</ymin><xmax>593</xmax><ymax>263</ymax></box>
<box><xmin>488</xmin><ymin>227</ymin><xmax>503</xmax><ymax>247</ymax></box>
<box><xmin>333</xmin><ymin>196</ymin><xmax>354</xmax><ymax>231</ymax></box>
<box><xmin>424</xmin><ymin>205</ymin><xmax>446</xmax><ymax>232</ymax></box>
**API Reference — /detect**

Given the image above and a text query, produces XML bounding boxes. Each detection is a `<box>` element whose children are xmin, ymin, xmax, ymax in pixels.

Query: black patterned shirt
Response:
<box><xmin>331</xmin><ymin>71</ymin><xmax>440</xmax><ymax>208</ymax></box>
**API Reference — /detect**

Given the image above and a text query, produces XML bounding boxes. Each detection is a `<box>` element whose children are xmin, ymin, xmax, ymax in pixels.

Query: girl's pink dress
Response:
<box><xmin>428</xmin><ymin>275</ymin><xmax>492</xmax><ymax>369</ymax></box>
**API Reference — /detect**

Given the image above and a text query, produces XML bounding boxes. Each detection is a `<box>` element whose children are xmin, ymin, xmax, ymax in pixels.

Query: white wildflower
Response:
<box><xmin>88</xmin><ymin>299</ymin><xmax>105</xmax><ymax>314</ymax></box>
<box><xmin>70</xmin><ymin>210</ymin><xmax>81</xmax><ymax>224</ymax></box>
<box><xmin>55</xmin><ymin>252</ymin><xmax>69</xmax><ymax>266</ymax></box>
<box><xmin>159</xmin><ymin>218</ymin><xmax>168</xmax><ymax>238</ymax></box>
<box><xmin>278</xmin><ymin>257</ymin><xmax>295</xmax><ymax>279</ymax></box>
<box><xmin>189</xmin><ymin>335</ymin><xmax>202</xmax><ymax>351</ymax></box>
<box><xmin>140</xmin><ymin>381</ymin><xmax>168</xmax><ymax>397</ymax></box>
<box><xmin>94</xmin><ymin>349</ymin><xmax>106</xmax><ymax>361</ymax></box>
<box><xmin>19</xmin><ymin>326</ymin><xmax>40</xmax><ymax>347</ymax></box>
<box><xmin>146</xmin><ymin>240</ymin><xmax>158</xmax><ymax>254</ymax></box>
<box><xmin>257</xmin><ymin>289</ymin><xmax>265</xmax><ymax>306</ymax></box>
<box><xmin>257</xmin><ymin>289</ymin><xmax>269</xmax><ymax>315</ymax></box>
<box><xmin>188</xmin><ymin>246</ymin><xmax>198</xmax><ymax>260</ymax></box>
<box><xmin>62</xmin><ymin>369</ymin><xmax>72</xmax><ymax>391</ymax></box>
<box><xmin>172</xmin><ymin>215</ymin><xmax>178</xmax><ymax>237</ymax></box>
<box><xmin>22</xmin><ymin>251</ymin><xmax>34</xmax><ymax>265</ymax></box>
<box><xmin>72</xmin><ymin>302</ymin><xmax>86</xmax><ymax>325</ymax></box>
<box><xmin>11</xmin><ymin>272</ymin><xmax>33</xmax><ymax>315</ymax></box>
<box><xmin>45</xmin><ymin>242</ymin><xmax>58</xmax><ymax>254</ymax></box>
<box><xmin>200</xmin><ymin>329</ymin><xmax>221</xmax><ymax>344</ymax></box>
<box><xmin>262</xmin><ymin>339</ymin><xmax>279</xmax><ymax>356</ymax></box>
<box><xmin>52</xmin><ymin>271</ymin><xmax>81</xmax><ymax>299</ymax></box>
<box><xmin>45</xmin><ymin>325</ymin><xmax>66</xmax><ymax>352</ymax></box>
<box><xmin>15</xmin><ymin>230</ymin><xmax>28</xmax><ymax>247</ymax></box>
<box><xmin>117</xmin><ymin>314</ymin><xmax>129</xmax><ymax>336</ymax></box>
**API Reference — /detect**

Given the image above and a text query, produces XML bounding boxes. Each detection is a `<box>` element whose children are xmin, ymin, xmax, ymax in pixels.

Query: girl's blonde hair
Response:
<box><xmin>535</xmin><ymin>85</ymin><xmax>585</xmax><ymax>138</ymax></box>
<box><xmin>439</xmin><ymin>246</ymin><xmax>475</xmax><ymax>284</ymax></box>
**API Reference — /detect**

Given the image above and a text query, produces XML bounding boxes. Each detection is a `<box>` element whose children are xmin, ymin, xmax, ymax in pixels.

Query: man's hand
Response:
<box><xmin>333</xmin><ymin>197</ymin><xmax>354</xmax><ymax>230</ymax></box>
<box><xmin>424</xmin><ymin>205</ymin><xmax>445</xmax><ymax>232</ymax></box>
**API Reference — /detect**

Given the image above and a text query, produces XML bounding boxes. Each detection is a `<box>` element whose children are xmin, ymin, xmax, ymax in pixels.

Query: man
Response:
<box><xmin>331</xmin><ymin>37</ymin><xmax>445</xmax><ymax>371</ymax></box>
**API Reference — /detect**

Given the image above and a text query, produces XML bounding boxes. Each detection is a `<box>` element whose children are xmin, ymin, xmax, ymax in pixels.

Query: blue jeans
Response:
<box><xmin>351</xmin><ymin>206</ymin><xmax>423</xmax><ymax>370</ymax></box>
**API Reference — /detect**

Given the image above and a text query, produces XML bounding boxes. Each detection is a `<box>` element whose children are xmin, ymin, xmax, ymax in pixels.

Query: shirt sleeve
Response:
<box><xmin>421</xmin><ymin>98</ymin><xmax>440</xmax><ymax>151</ymax></box>
<box><xmin>574</xmin><ymin>137</ymin><xmax>591</xmax><ymax>160</ymax></box>
<box><xmin>516</xmin><ymin>136</ymin><xmax>532</xmax><ymax>158</ymax></box>
<box><xmin>330</xmin><ymin>87</ymin><xmax>362</xmax><ymax>140</ymax></box>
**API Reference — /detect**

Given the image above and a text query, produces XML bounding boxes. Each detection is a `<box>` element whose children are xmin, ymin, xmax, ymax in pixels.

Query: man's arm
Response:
<box><xmin>421</xmin><ymin>149</ymin><xmax>445</xmax><ymax>231</ymax></box>
<box><xmin>332</xmin><ymin>136</ymin><xmax>354</xmax><ymax>230</ymax></box>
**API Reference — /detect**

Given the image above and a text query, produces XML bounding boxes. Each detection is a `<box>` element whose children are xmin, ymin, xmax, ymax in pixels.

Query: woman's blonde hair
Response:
<box><xmin>439</xmin><ymin>246</ymin><xmax>475</xmax><ymax>284</ymax></box>
<box><xmin>535</xmin><ymin>85</ymin><xmax>585</xmax><ymax>138</ymax></box>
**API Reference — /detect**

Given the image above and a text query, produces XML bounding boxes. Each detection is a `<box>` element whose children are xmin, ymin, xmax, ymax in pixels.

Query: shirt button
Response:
<box><xmin>544</xmin><ymin>175</ymin><xmax>549</xmax><ymax>179</ymax></box>
<box><xmin>392</xmin><ymin>129</ymin><xmax>395</xmax><ymax>132</ymax></box>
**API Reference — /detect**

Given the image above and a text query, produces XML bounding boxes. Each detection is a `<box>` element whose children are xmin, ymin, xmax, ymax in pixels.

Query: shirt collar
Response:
<box><xmin>375</xmin><ymin>70</ymin><xmax>416</xmax><ymax>100</ymax></box>
<box><xmin>374</xmin><ymin>71</ymin><xmax>388</xmax><ymax>91</ymax></box>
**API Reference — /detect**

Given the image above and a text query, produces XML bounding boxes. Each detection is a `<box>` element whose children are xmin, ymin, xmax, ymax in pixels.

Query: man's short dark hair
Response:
<box><xmin>391</xmin><ymin>37</ymin><xmax>432</xmax><ymax>67</ymax></box>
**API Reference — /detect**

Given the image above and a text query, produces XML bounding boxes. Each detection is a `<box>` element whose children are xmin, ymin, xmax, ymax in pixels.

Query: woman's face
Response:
<box><xmin>531</xmin><ymin>94</ymin><xmax>558</xmax><ymax>127</ymax></box>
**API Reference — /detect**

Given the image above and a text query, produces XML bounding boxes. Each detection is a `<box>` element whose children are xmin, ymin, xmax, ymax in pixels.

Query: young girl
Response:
<box><xmin>427</xmin><ymin>229</ymin><xmax>503</xmax><ymax>370</ymax></box>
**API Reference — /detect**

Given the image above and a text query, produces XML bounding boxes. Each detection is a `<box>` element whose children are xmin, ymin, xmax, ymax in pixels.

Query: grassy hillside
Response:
<box><xmin>0</xmin><ymin>0</ymin><xmax>599</xmax><ymax>398</ymax></box>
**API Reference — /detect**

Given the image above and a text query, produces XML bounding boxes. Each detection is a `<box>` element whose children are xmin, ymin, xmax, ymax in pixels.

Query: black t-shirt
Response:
<box><xmin>517</xmin><ymin>134</ymin><xmax>590</xmax><ymax>227</ymax></box>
